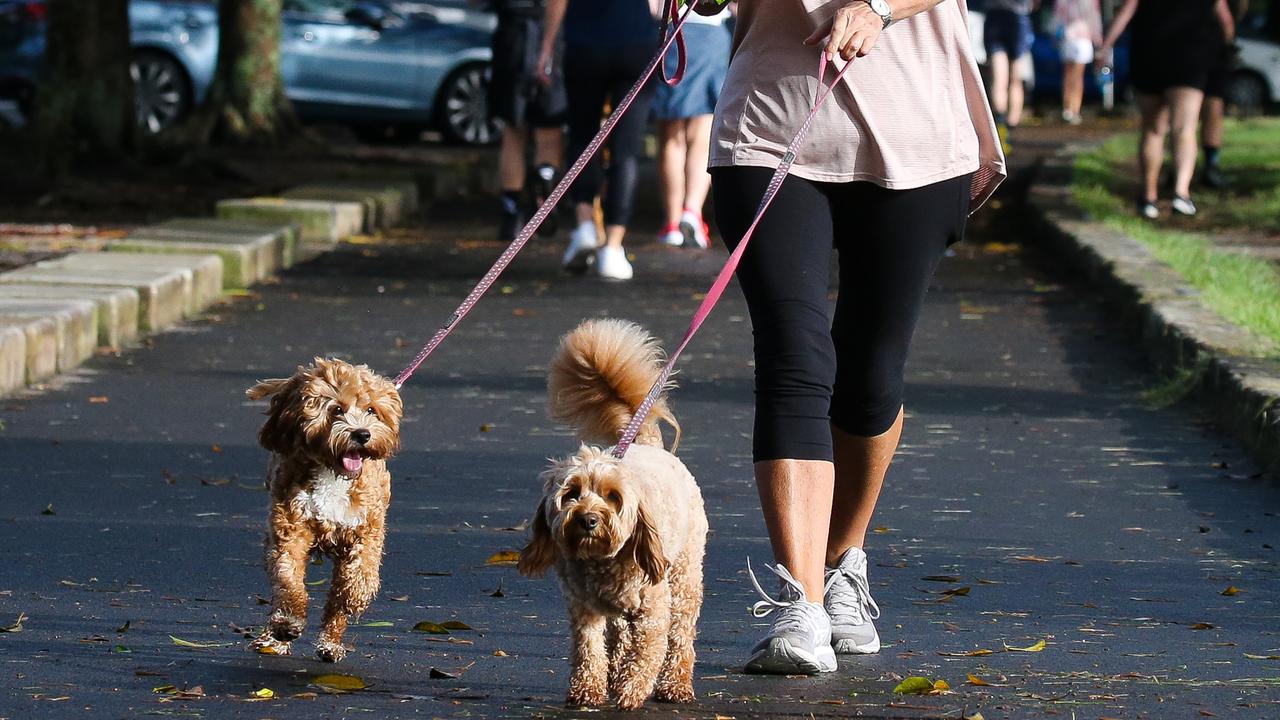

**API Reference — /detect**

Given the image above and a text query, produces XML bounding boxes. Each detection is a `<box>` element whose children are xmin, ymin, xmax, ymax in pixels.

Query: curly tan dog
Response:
<box><xmin>519</xmin><ymin>319</ymin><xmax>708</xmax><ymax>709</ymax></box>
<box><xmin>245</xmin><ymin>358</ymin><xmax>403</xmax><ymax>663</ymax></box>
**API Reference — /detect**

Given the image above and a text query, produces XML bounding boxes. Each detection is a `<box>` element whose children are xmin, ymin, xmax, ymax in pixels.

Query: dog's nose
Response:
<box><xmin>579</xmin><ymin>513</ymin><xmax>600</xmax><ymax>531</ymax></box>
<box><xmin>351</xmin><ymin>429</ymin><xmax>371</xmax><ymax>445</ymax></box>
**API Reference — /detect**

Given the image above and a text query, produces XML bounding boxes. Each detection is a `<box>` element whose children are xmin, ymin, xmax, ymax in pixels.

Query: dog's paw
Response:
<box><xmin>269</xmin><ymin>612</ymin><xmax>305</xmax><ymax>642</ymax></box>
<box><xmin>315</xmin><ymin>639</ymin><xmax>348</xmax><ymax>663</ymax></box>
<box><xmin>251</xmin><ymin>634</ymin><xmax>291</xmax><ymax>656</ymax></box>
<box><xmin>654</xmin><ymin>682</ymin><xmax>695</xmax><ymax>703</ymax></box>
<box><xmin>614</xmin><ymin>690</ymin><xmax>650</xmax><ymax>711</ymax></box>
<box><xmin>565</xmin><ymin>687</ymin><xmax>608</xmax><ymax>708</ymax></box>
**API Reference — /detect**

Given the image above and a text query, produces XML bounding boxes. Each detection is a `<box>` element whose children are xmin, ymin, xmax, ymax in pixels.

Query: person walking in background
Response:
<box><xmin>482</xmin><ymin>0</ymin><xmax>568</xmax><ymax>242</ymax></box>
<box><xmin>537</xmin><ymin>0</ymin><xmax>660</xmax><ymax>281</ymax></box>
<box><xmin>1098</xmin><ymin>0</ymin><xmax>1236</xmax><ymax>219</ymax></box>
<box><xmin>653</xmin><ymin>4</ymin><xmax>733</xmax><ymax>250</ymax></box>
<box><xmin>1053</xmin><ymin>0</ymin><xmax>1103</xmax><ymax>125</ymax></box>
<box><xmin>1199</xmin><ymin>0</ymin><xmax>1247</xmax><ymax>189</ymax></box>
<box><xmin>983</xmin><ymin>0</ymin><xmax>1036</xmax><ymax>143</ymax></box>
<box><xmin>708</xmin><ymin>0</ymin><xmax>1004</xmax><ymax>674</ymax></box>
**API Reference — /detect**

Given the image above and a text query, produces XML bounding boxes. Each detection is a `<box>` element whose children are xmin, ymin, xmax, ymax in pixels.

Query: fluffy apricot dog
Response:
<box><xmin>519</xmin><ymin>319</ymin><xmax>708</xmax><ymax>709</ymax></box>
<box><xmin>245</xmin><ymin>358</ymin><xmax>403</xmax><ymax>662</ymax></box>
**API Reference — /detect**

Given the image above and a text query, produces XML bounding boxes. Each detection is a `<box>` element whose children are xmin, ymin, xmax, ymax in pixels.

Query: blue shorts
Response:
<box><xmin>983</xmin><ymin>9</ymin><xmax>1033</xmax><ymax>60</ymax></box>
<box><xmin>651</xmin><ymin>23</ymin><xmax>731</xmax><ymax>121</ymax></box>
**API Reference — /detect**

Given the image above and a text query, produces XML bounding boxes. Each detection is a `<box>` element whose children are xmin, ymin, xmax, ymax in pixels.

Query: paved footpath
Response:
<box><xmin>2</xmin><ymin>164</ymin><xmax>1279</xmax><ymax>719</ymax></box>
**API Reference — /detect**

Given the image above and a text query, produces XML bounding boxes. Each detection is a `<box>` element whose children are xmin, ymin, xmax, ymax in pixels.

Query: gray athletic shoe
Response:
<box><xmin>824</xmin><ymin>547</ymin><xmax>882</xmax><ymax>654</ymax></box>
<box><xmin>744</xmin><ymin>560</ymin><xmax>837</xmax><ymax>675</ymax></box>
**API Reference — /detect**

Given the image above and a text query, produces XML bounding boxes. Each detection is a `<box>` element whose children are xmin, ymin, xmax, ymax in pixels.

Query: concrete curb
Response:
<box><xmin>1028</xmin><ymin>148</ymin><xmax>1280</xmax><ymax>474</ymax></box>
<box><xmin>216</xmin><ymin>197</ymin><xmax>364</xmax><ymax>244</ymax></box>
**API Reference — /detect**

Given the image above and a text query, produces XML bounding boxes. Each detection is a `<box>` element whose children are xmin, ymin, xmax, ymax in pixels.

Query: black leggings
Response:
<box><xmin>563</xmin><ymin>43</ymin><xmax>654</xmax><ymax>227</ymax></box>
<box><xmin>711</xmin><ymin>166</ymin><xmax>972</xmax><ymax>462</ymax></box>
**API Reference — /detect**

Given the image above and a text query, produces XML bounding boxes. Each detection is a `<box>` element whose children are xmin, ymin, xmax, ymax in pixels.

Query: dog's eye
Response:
<box><xmin>366</xmin><ymin>407</ymin><xmax>377</xmax><ymax>416</ymax></box>
<box><xmin>562</xmin><ymin>487</ymin><xmax>579</xmax><ymax>503</ymax></box>
<box><xmin>330</xmin><ymin>405</ymin><xmax>344</xmax><ymax>417</ymax></box>
<box><xmin>606</xmin><ymin>491</ymin><xmax>622</xmax><ymax>506</ymax></box>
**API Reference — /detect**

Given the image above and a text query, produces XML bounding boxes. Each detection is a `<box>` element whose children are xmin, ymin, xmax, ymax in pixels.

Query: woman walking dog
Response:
<box><xmin>705</xmin><ymin>0</ymin><xmax>1004</xmax><ymax>674</ymax></box>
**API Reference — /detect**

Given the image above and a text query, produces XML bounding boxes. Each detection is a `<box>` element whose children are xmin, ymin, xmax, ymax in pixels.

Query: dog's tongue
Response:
<box><xmin>341</xmin><ymin>451</ymin><xmax>364</xmax><ymax>475</ymax></box>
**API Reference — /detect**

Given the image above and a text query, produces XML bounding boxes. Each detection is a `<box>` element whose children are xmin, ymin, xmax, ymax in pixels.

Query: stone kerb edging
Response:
<box><xmin>1028</xmin><ymin>146</ymin><xmax>1280</xmax><ymax>474</ymax></box>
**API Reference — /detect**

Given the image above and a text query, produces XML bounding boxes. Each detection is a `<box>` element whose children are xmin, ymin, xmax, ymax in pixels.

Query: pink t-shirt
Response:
<box><xmin>710</xmin><ymin>0</ymin><xmax>1006</xmax><ymax>211</ymax></box>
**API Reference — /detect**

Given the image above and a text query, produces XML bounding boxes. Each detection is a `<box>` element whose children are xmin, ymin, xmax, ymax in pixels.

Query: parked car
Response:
<box><xmin>0</xmin><ymin>0</ymin><xmax>499</xmax><ymax>144</ymax></box>
<box><xmin>1231</xmin><ymin>9</ymin><xmax>1280</xmax><ymax>112</ymax></box>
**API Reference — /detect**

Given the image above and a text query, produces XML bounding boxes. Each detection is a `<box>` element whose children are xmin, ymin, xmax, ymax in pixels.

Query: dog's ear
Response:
<box><xmin>517</xmin><ymin>498</ymin><xmax>557</xmax><ymax>578</ymax></box>
<box><xmin>630</xmin><ymin>503</ymin><xmax>668</xmax><ymax>585</ymax></box>
<box><xmin>249</xmin><ymin>377</ymin><xmax>304</xmax><ymax>454</ymax></box>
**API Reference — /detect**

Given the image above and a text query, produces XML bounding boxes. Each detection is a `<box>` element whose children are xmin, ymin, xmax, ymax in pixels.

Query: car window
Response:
<box><xmin>284</xmin><ymin>0</ymin><xmax>357</xmax><ymax>20</ymax></box>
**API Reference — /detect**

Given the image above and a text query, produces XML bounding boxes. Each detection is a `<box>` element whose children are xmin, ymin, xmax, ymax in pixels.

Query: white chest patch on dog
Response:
<box><xmin>293</xmin><ymin>469</ymin><xmax>365</xmax><ymax>528</ymax></box>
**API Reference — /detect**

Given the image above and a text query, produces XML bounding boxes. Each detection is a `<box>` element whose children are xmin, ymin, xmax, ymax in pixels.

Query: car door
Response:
<box><xmin>281</xmin><ymin>0</ymin><xmax>423</xmax><ymax>121</ymax></box>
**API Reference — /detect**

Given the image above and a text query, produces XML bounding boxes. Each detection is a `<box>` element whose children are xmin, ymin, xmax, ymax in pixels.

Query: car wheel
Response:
<box><xmin>131</xmin><ymin>50</ymin><xmax>192</xmax><ymax>134</ymax></box>
<box><xmin>437</xmin><ymin>63</ymin><xmax>498</xmax><ymax>146</ymax></box>
<box><xmin>1227</xmin><ymin>72</ymin><xmax>1268</xmax><ymax>117</ymax></box>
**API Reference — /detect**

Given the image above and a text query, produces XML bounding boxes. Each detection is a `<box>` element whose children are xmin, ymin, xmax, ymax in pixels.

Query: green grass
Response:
<box><xmin>1072</xmin><ymin>118</ymin><xmax>1280</xmax><ymax>356</ymax></box>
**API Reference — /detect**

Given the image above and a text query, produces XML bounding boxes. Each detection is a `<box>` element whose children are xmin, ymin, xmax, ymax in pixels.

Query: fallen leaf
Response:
<box><xmin>1011</xmin><ymin>555</ymin><xmax>1051</xmax><ymax>563</ymax></box>
<box><xmin>292</xmin><ymin>692</ymin><xmax>318</xmax><ymax>700</ymax></box>
<box><xmin>153</xmin><ymin>685</ymin><xmax>178</xmax><ymax>694</ymax></box>
<box><xmin>250</xmin><ymin>688</ymin><xmax>274</xmax><ymax>699</ymax></box>
<box><xmin>305</xmin><ymin>578</ymin><xmax>327</xmax><ymax>586</ymax></box>
<box><xmin>938</xmin><ymin>649</ymin><xmax>994</xmax><ymax>657</ymax></box>
<box><xmin>893</xmin><ymin>677</ymin><xmax>937</xmax><ymax>695</ymax></box>
<box><xmin>389</xmin><ymin>595</ymin><xmax>409</xmax><ymax>602</ymax></box>
<box><xmin>112</xmin><ymin>644</ymin><xmax>131</xmax><ymax>654</ymax></box>
<box><xmin>1244</xmin><ymin>653</ymin><xmax>1280</xmax><ymax>660</ymax></box>
<box><xmin>255</xmin><ymin>643</ymin><xmax>284</xmax><ymax>655</ymax></box>
<box><xmin>964</xmin><ymin>713</ymin><xmax>986</xmax><ymax>720</ymax></box>
<box><xmin>413</xmin><ymin>621</ymin><xmax>449</xmax><ymax>634</ymax></box>
<box><xmin>491</xmin><ymin>582</ymin><xmax>505</xmax><ymax>598</ymax></box>
<box><xmin>41</xmin><ymin>504</ymin><xmax>54</xmax><ymax>516</ymax></box>
<box><xmin>440</xmin><ymin>620</ymin><xmax>471</xmax><ymax>631</ymax></box>
<box><xmin>1221</xmin><ymin>586</ymin><xmax>1241</xmax><ymax>596</ymax></box>
<box><xmin>479</xmin><ymin>423</ymin><xmax>494</xmax><ymax>432</ymax></box>
<box><xmin>967</xmin><ymin>674</ymin><xmax>992</xmax><ymax>686</ymax></box>
<box><xmin>169</xmin><ymin>635</ymin><xmax>230</xmax><ymax>648</ymax></box>
<box><xmin>88</xmin><ymin>396</ymin><xmax>109</xmax><ymax>404</ymax></box>
<box><xmin>493</xmin><ymin>649</ymin><xmax>508</xmax><ymax>657</ymax></box>
<box><xmin>361</xmin><ymin>620</ymin><xmax>394</xmax><ymax>627</ymax></box>
<box><xmin>872</xmin><ymin>526</ymin><xmax>894</xmax><ymax>534</ymax></box>
<box><xmin>1004</xmin><ymin>639</ymin><xmax>1046</xmax><ymax>652</ymax></box>
<box><xmin>1</xmin><ymin>613</ymin><xmax>26</xmax><ymax>632</ymax></box>
<box><xmin>430</xmin><ymin>667</ymin><xmax>456</xmax><ymax>679</ymax></box>
<box><xmin>116</xmin><ymin>620</ymin><xmax>130</xmax><ymax>633</ymax></box>
<box><xmin>922</xmin><ymin>575</ymin><xmax>961</xmax><ymax>583</ymax></box>
<box><xmin>1190</xmin><ymin>622</ymin><xmax>1216</xmax><ymax>630</ymax></box>
<box><xmin>486</xmin><ymin>550</ymin><xmax>520</xmax><ymax>566</ymax></box>
<box><xmin>311</xmin><ymin>674</ymin><xmax>368</xmax><ymax>692</ymax></box>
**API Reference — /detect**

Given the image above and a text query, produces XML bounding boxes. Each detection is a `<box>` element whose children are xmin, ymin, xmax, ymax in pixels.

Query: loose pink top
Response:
<box><xmin>710</xmin><ymin>0</ymin><xmax>1006</xmax><ymax>211</ymax></box>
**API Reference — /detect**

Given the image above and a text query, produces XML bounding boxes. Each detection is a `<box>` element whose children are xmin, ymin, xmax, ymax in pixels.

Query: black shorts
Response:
<box><xmin>488</xmin><ymin>15</ymin><xmax>568</xmax><ymax>128</ymax></box>
<box><xmin>1204</xmin><ymin>44</ymin><xmax>1236</xmax><ymax>99</ymax></box>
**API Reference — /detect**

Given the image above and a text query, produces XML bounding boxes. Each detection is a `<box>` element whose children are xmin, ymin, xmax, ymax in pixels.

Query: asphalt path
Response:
<box><xmin>1</xmin><ymin>166</ymin><xmax>1278</xmax><ymax>719</ymax></box>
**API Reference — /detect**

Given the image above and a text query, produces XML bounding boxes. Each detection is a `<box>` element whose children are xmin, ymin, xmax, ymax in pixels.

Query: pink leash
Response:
<box><xmin>393</xmin><ymin>0</ymin><xmax>695</xmax><ymax>389</ymax></box>
<box><xmin>612</xmin><ymin>53</ymin><xmax>854</xmax><ymax>459</ymax></box>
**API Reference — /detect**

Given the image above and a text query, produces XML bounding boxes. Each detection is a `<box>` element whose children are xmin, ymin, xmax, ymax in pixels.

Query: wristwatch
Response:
<box><xmin>862</xmin><ymin>0</ymin><xmax>892</xmax><ymax>29</ymax></box>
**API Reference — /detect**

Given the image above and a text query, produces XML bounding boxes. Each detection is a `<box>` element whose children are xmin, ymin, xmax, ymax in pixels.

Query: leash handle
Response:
<box><xmin>393</xmin><ymin>0</ymin><xmax>697</xmax><ymax>389</ymax></box>
<box><xmin>613</xmin><ymin>53</ymin><xmax>853</xmax><ymax>458</ymax></box>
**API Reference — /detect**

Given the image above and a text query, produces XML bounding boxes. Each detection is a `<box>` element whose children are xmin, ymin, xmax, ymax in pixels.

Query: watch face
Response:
<box><xmin>871</xmin><ymin>0</ymin><xmax>890</xmax><ymax>16</ymax></box>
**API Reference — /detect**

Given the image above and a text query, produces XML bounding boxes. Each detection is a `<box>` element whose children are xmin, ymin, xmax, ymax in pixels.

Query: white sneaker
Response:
<box><xmin>562</xmin><ymin>222</ymin><xmax>598</xmax><ymax>274</ymax></box>
<box><xmin>824</xmin><ymin>547</ymin><xmax>881</xmax><ymax>654</ymax></box>
<box><xmin>679</xmin><ymin>209</ymin><xmax>710</xmax><ymax>249</ymax></box>
<box><xmin>595</xmin><ymin>246</ymin><xmax>633</xmax><ymax>281</ymax></box>
<box><xmin>1172</xmin><ymin>195</ymin><xmax>1198</xmax><ymax>217</ymax></box>
<box><xmin>744</xmin><ymin>560</ymin><xmax>837</xmax><ymax>675</ymax></box>
<box><xmin>658</xmin><ymin>225</ymin><xmax>685</xmax><ymax>247</ymax></box>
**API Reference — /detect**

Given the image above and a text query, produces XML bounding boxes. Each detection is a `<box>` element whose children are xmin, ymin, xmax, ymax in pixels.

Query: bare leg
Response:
<box><xmin>1201</xmin><ymin>96</ymin><xmax>1226</xmax><ymax>149</ymax></box>
<box><xmin>1168</xmin><ymin>86</ymin><xmax>1206</xmax><ymax>199</ymax></box>
<box><xmin>567</xmin><ymin>605</ymin><xmax>608</xmax><ymax>707</ymax></box>
<box><xmin>603</xmin><ymin>224</ymin><xmax>626</xmax><ymax>250</ymax></box>
<box><xmin>1062</xmin><ymin>62</ymin><xmax>1086</xmax><ymax>116</ymax></box>
<box><xmin>755</xmin><ymin>459</ymin><xmax>835</xmax><ymax>602</ymax></box>
<box><xmin>826</xmin><ymin>408</ymin><xmax>904</xmax><ymax>563</ymax></box>
<box><xmin>658</xmin><ymin>120</ymin><xmax>687</xmax><ymax>228</ymax></box>
<box><xmin>532</xmin><ymin>126</ymin><xmax>564</xmax><ymax>169</ymax></box>
<box><xmin>498</xmin><ymin>125</ymin><xmax>528</xmax><ymax>194</ymax></box>
<box><xmin>1008</xmin><ymin>55</ymin><xmax>1028</xmax><ymax>127</ymax></box>
<box><xmin>1136</xmin><ymin>93</ymin><xmax>1170</xmax><ymax>203</ymax></box>
<box><xmin>682</xmin><ymin>115</ymin><xmax>714</xmax><ymax>217</ymax></box>
<box><xmin>989</xmin><ymin>51</ymin><xmax>1010</xmax><ymax>118</ymax></box>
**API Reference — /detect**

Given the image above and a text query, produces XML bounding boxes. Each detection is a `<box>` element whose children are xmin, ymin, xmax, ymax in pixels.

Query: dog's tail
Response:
<box><xmin>548</xmin><ymin>318</ymin><xmax>680</xmax><ymax>450</ymax></box>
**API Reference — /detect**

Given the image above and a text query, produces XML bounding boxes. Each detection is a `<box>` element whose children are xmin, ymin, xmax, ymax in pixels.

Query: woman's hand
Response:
<box><xmin>803</xmin><ymin>1</ymin><xmax>884</xmax><ymax>60</ymax></box>
<box><xmin>533</xmin><ymin>48</ymin><xmax>555</xmax><ymax>87</ymax></box>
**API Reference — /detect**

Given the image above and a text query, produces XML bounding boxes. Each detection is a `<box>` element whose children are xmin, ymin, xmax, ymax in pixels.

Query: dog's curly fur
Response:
<box><xmin>245</xmin><ymin>357</ymin><xmax>403</xmax><ymax>663</ymax></box>
<box><xmin>520</xmin><ymin>319</ymin><xmax>708</xmax><ymax>710</ymax></box>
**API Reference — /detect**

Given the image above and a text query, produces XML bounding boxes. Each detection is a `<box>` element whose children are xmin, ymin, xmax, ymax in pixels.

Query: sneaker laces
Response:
<box><xmin>826</xmin><ymin>558</ymin><xmax>881</xmax><ymax>623</ymax></box>
<box><xmin>746</xmin><ymin>559</ymin><xmax>812</xmax><ymax>620</ymax></box>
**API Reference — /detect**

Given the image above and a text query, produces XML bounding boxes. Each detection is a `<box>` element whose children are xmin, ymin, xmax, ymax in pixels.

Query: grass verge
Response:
<box><xmin>1072</xmin><ymin>118</ymin><xmax>1280</xmax><ymax>356</ymax></box>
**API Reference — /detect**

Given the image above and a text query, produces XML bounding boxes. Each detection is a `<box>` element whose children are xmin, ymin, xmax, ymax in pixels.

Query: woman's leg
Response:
<box><xmin>825</xmin><ymin>176</ymin><xmax>967</xmax><ymax>561</ymax></box>
<box><xmin>1008</xmin><ymin>54</ymin><xmax>1028</xmax><ymax>127</ymax></box>
<box><xmin>1062</xmin><ymin>61</ymin><xmax>1085</xmax><ymax>117</ymax></box>
<box><xmin>711</xmin><ymin>166</ymin><xmax>837</xmax><ymax>604</ymax></box>
<box><xmin>1167</xmin><ymin>86</ymin><xmax>1205</xmax><ymax>199</ymax></box>
<box><xmin>658</xmin><ymin>119</ymin><xmax>687</xmax><ymax>230</ymax></box>
<box><xmin>599</xmin><ymin>45</ymin><xmax>656</xmax><ymax>250</ymax></box>
<box><xmin>989</xmin><ymin>51</ymin><xmax>1010</xmax><ymax>120</ymax></box>
<box><xmin>682</xmin><ymin>115</ymin><xmax>714</xmax><ymax>217</ymax></box>
<box><xmin>1136</xmin><ymin>92</ymin><xmax>1169</xmax><ymax>203</ymax></box>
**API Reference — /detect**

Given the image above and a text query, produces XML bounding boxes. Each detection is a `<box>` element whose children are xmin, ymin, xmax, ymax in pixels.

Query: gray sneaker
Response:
<box><xmin>744</xmin><ymin>560</ymin><xmax>837</xmax><ymax>674</ymax></box>
<box><xmin>824</xmin><ymin>547</ymin><xmax>882</xmax><ymax>654</ymax></box>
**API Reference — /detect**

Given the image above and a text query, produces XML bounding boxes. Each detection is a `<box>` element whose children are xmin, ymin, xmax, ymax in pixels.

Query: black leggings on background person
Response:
<box><xmin>564</xmin><ymin>42</ymin><xmax>655</xmax><ymax>228</ymax></box>
<box><xmin>711</xmin><ymin>166</ymin><xmax>973</xmax><ymax>462</ymax></box>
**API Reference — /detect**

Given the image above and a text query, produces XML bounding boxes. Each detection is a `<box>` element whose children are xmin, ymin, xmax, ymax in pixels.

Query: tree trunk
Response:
<box><xmin>192</xmin><ymin>0</ymin><xmax>299</xmax><ymax>144</ymax></box>
<box><xmin>32</xmin><ymin>0</ymin><xmax>135</xmax><ymax>176</ymax></box>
